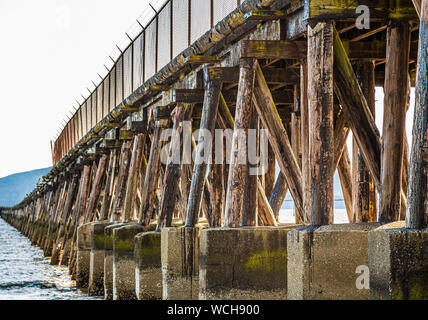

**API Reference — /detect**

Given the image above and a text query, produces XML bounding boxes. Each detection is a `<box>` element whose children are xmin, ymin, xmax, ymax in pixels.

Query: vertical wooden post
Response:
<box><xmin>241</xmin><ymin>101</ymin><xmax>259</xmax><ymax>227</ymax></box>
<box><xmin>185</xmin><ymin>66</ymin><xmax>222</xmax><ymax>227</ymax></box>
<box><xmin>59</xmin><ymin>175</ymin><xmax>79</xmax><ymax>226</ymax></box>
<box><xmin>224</xmin><ymin>58</ymin><xmax>257</xmax><ymax>228</ymax></box>
<box><xmin>353</xmin><ymin>61</ymin><xmax>377</xmax><ymax>222</ymax></box>
<box><xmin>269</xmin><ymin>173</ymin><xmax>288</xmax><ymax>220</ymax></box>
<box><xmin>380</xmin><ymin>21</ymin><xmax>411</xmax><ymax>223</ymax></box>
<box><xmin>406</xmin><ymin>0</ymin><xmax>428</xmax><ymax>229</ymax></box>
<box><xmin>123</xmin><ymin>134</ymin><xmax>146</xmax><ymax>222</ymax></box>
<box><xmin>84</xmin><ymin>154</ymin><xmax>108</xmax><ymax>223</ymax></box>
<box><xmin>300</xmin><ymin>61</ymin><xmax>310</xmax><ymax>223</ymax></box>
<box><xmin>265</xmin><ymin>144</ymin><xmax>276</xmax><ymax>198</ymax></box>
<box><xmin>292</xmin><ymin>84</ymin><xmax>303</xmax><ymax>223</ymax></box>
<box><xmin>100</xmin><ymin>149</ymin><xmax>117</xmax><ymax>221</ymax></box>
<box><xmin>76</xmin><ymin>164</ymin><xmax>92</xmax><ymax>226</ymax></box>
<box><xmin>338</xmin><ymin>146</ymin><xmax>354</xmax><ymax>223</ymax></box>
<box><xmin>208</xmin><ymin>117</ymin><xmax>225</xmax><ymax>227</ymax></box>
<box><xmin>139</xmin><ymin>119</ymin><xmax>167</xmax><ymax>226</ymax></box>
<box><xmin>307</xmin><ymin>22</ymin><xmax>335</xmax><ymax>226</ymax></box>
<box><xmin>110</xmin><ymin>142</ymin><xmax>131</xmax><ymax>222</ymax></box>
<box><xmin>156</xmin><ymin>104</ymin><xmax>192</xmax><ymax>230</ymax></box>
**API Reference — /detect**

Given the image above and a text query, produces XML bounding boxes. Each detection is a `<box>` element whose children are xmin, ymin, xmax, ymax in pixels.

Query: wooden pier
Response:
<box><xmin>1</xmin><ymin>0</ymin><xmax>427</xmax><ymax>300</ymax></box>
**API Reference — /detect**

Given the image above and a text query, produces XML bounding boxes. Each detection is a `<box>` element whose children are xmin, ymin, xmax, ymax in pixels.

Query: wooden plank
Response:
<box><xmin>243</xmin><ymin>10</ymin><xmax>288</xmax><ymax>21</ymax></box>
<box><xmin>406</xmin><ymin>0</ymin><xmax>428</xmax><ymax>229</ymax></box>
<box><xmin>307</xmin><ymin>22</ymin><xmax>334</xmax><ymax>226</ymax></box>
<box><xmin>224</xmin><ymin>58</ymin><xmax>257</xmax><ymax>228</ymax></box>
<box><xmin>380</xmin><ymin>22</ymin><xmax>411</xmax><ymax>223</ymax></box>
<box><xmin>253</xmin><ymin>62</ymin><xmax>304</xmax><ymax>222</ymax></box>
<box><xmin>241</xmin><ymin>40</ymin><xmax>307</xmax><ymax>60</ymax></box>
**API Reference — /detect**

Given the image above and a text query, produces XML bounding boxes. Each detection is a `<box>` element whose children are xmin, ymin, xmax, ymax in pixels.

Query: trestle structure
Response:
<box><xmin>1</xmin><ymin>0</ymin><xmax>427</xmax><ymax>300</ymax></box>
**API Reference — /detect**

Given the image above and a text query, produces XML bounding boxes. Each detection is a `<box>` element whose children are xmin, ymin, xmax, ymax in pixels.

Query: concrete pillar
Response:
<box><xmin>161</xmin><ymin>227</ymin><xmax>200</xmax><ymax>300</ymax></box>
<box><xmin>200</xmin><ymin>226</ymin><xmax>299</xmax><ymax>300</ymax></box>
<box><xmin>104</xmin><ymin>223</ymin><xmax>126</xmax><ymax>300</ymax></box>
<box><xmin>135</xmin><ymin>232</ymin><xmax>162</xmax><ymax>300</ymax></box>
<box><xmin>368</xmin><ymin>222</ymin><xmax>428</xmax><ymax>299</ymax></box>
<box><xmin>113</xmin><ymin>223</ymin><xmax>150</xmax><ymax>300</ymax></box>
<box><xmin>287</xmin><ymin>223</ymin><xmax>380</xmax><ymax>300</ymax></box>
<box><xmin>88</xmin><ymin>221</ymin><xmax>114</xmax><ymax>296</ymax></box>
<box><xmin>76</xmin><ymin>222</ymin><xmax>93</xmax><ymax>290</ymax></box>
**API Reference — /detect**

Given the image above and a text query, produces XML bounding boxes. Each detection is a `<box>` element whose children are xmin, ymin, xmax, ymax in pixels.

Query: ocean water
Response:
<box><xmin>279</xmin><ymin>208</ymin><xmax>349</xmax><ymax>224</ymax></box>
<box><xmin>0</xmin><ymin>217</ymin><xmax>97</xmax><ymax>300</ymax></box>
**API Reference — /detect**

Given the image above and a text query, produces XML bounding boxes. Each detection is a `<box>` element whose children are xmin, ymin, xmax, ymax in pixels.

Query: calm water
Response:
<box><xmin>0</xmin><ymin>217</ymin><xmax>96</xmax><ymax>300</ymax></box>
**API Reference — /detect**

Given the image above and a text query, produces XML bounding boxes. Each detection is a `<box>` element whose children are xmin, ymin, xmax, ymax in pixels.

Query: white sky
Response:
<box><xmin>0</xmin><ymin>0</ymin><xmax>150</xmax><ymax>178</ymax></box>
<box><xmin>0</xmin><ymin>0</ymin><xmax>416</xmax><ymax>178</ymax></box>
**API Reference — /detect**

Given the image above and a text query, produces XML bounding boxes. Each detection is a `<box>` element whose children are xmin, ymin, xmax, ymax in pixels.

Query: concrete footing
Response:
<box><xmin>104</xmin><ymin>223</ymin><xmax>125</xmax><ymax>300</ymax></box>
<box><xmin>88</xmin><ymin>221</ymin><xmax>113</xmax><ymax>296</ymax></box>
<box><xmin>161</xmin><ymin>227</ymin><xmax>200</xmax><ymax>300</ymax></box>
<box><xmin>135</xmin><ymin>232</ymin><xmax>162</xmax><ymax>300</ymax></box>
<box><xmin>113</xmin><ymin>223</ymin><xmax>148</xmax><ymax>300</ymax></box>
<box><xmin>200</xmin><ymin>225</ymin><xmax>299</xmax><ymax>300</ymax></box>
<box><xmin>287</xmin><ymin>223</ymin><xmax>380</xmax><ymax>300</ymax></box>
<box><xmin>76</xmin><ymin>222</ymin><xmax>93</xmax><ymax>290</ymax></box>
<box><xmin>368</xmin><ymin>222</ymin><xmax>428</xmax><ymax>300</ymax></box>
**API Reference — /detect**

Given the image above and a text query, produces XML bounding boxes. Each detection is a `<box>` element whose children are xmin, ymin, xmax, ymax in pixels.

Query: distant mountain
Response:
<box><xmin>0</xmin><ymin>167</ymin><xmax>52</xmax><ymax>207</ymax></box>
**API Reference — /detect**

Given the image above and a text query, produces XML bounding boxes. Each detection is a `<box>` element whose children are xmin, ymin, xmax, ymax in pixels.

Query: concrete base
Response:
<box><xmin>369</xmin><ymin>222</ymin><xmax>428</xmax><ymax>300</ymax></box>
<box><xmin>76</xmin><ymin>222</ymin><xmax>93</xmax><ymax>290</ymax></box>
<box><xmin>104</xmin><ymin>223</ymin><xmax>126</xmax><ymax>300</ymax></box>
<box><xmin>287</xmin><ymin>223</ymin><xmax>380</xmax><ymax>300</ymax></box>
<box><xmin>113</xmin><ymin>223</ymin><xmax>152</xmax><ymax>300</ymax></box>
<box><xmin>135</xmin><ymin>232</ymin><xmax>162</xmax><ymax>300</ymax></box>
<box><xmin>161</xmin><ymin>227</ymin><xmax>200</xmax><ymax>300</ymax></box>
<box><xmin>88</xmin><ymin>221</ymin><xmax>114</xmax><ymax>296</ymax></box>
<box><xmin>200</xmin><ymin>225</ymin><xmax>299</xmax><ymax>300</ymax></box>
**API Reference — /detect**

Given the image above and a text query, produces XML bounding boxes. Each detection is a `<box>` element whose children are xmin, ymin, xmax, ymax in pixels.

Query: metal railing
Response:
<box><xmin>52</xmin><ymin>0</ymin><xmax>242</xmax><ymax>165</ymax></box>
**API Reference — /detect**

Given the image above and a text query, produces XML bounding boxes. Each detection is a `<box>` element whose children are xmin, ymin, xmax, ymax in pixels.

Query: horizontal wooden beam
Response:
<box><xmin>243</xmin><ymin>10</ymin><xmax>287</xmax><ymax>21</ymax></box>
<box><xmin>308</xmin><ymin>0</ymin><xmax>418</xmax><ymax>21</ymax></box>
<box><xmin>241</xmin><ymin>40</ymin><xmax>418</xmax><ymax>60</ymax></box>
